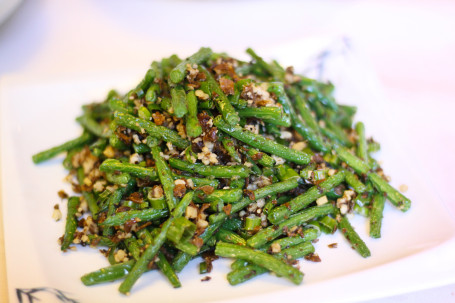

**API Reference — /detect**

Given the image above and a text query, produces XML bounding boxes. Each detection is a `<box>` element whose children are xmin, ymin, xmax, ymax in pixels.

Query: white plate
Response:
<box><xmin>2</xmin><ymin>43</ymin><xmax>455</xmax><ymax>303</ymax></box>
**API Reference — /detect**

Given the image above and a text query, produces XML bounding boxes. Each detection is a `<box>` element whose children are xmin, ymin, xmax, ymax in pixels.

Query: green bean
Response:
<box><xmin>86</xmin><ymin>235</ymin><xmax>117</xmax><ymax>248</ymax></box>
<box><xmin>221</xmin><ymin>217</ymin><xmax>243</xmax><ymax>232</ymax></box>
<box><xmin>170</xmin><ymin>86</ymin><xmax>188</xmax><ymax>118</ymax></box>
<box><xmin>170</xmin><ymin>47</ymin><xmax>212</xmax><ymax>84</ymax></box>
<box><xmin>270</xmin><ymin>227</ymin><xmax>320</xmax><ymax>250</ymax></box>
<box><xmin>32</xmin><ymin>132</ymin><xmax>93</xmax><ymax>164</ymax></box>
<box><xmin>338</xmin><ymin>215</ymin><xmax>371</xmax><ymax>258</ymax></box>
<box><xmin>175</xmin><ymin>174</ymin><xmax>220</xmax><ymax>188</ymax></box>
<box><xmin>114</xmin><ymin>111</ymin><xmax>189</xmax><ymax>149</ymax></box>
<box><xmin>276</xmin><ymin>164</ymin><xmax>299</xmax><ymax>181</ymax></box>
<box><xmin>287</xmin><ymin>87</ymin><xmax>319</xmax><ymax>132</ymax></box>
<box><xmin>76</xmin><ymin>115</ymin><xmax>111</xmax><ymax>138</ymax></box>
<box><xmin>246</xmin><ymin>48</ymin><xmax>284</xmax><ymax>81</ymax></box>
<box><xmin>318</xmin><ymin>215</ymin><xmax>337</xmax><ymax>234</ymax></box>
<box><xmin>268</xmin><ymin>171</ymin><xmax>345</xmax><ymax>224</ymax></box>
<box><xmin>156</xmin><ymin>251</ymin><xmax>181</xmax><ymax>288</ymax></box>
<box><xmin>216</xmin><ymin>228</ymin><xmax>247</xmax><ymax>246</ymax></box>
<box><xmin>369</xmin><ymin>193</ymin><xmax>386</xmax><ymax>238</ymax></box>
<box><xmin>100</xmin><ymin>159</ymin><xmax>158</xmax><ymax>181</ymax></box>
<box><xmin>82</xmin><ymin>191</ymin><xmax>99</xmax><ymax>220</ymax></box>
<box><xmin>246</xmin><ymin>148</ymin><xmax>275</xmax><ymax>167</ymax></box>
<box><xmin>248</xmin><ymin>204</ymin><xmax>335</xmax><ymax>248</ymax></box>
<box><xmin>151</xmin><ymin>146</ymin><xmax>177</xmax><ymax>211</ymax></box>
<box><xmin>214</xmin><ymin>116</ymin><xmax>311</xmax><ymax>165</ymax></box>
<box><xmin>227</xmin><ymin>264</ymin><xmax>268</xmax><ymax>285</ymax></box>
<box><xmin>81</xmin><ymin>260</ymin><xmax>135</xmax><ymax>286</ymax></box>
<box><xmin>237</xmin><ymin>107</ymin><xmax>291</xmax><ymax>127</ymax></box>
<box><xmin>103</xmin><ymin>188</ymin><xmax>124</xmax><ymax>237</ymax></box>
<box><xmin>105</xmin><ymin>171</ymin><xmax>131</xmax><ymax>185</ymax></box>
<box><xmin>101</xmin><ymin>208</ymin><xmax>169</xmax><ymax>227</ymax></box>
<box><xmin>215</xmin><ymin>242</ymin><xmax>303</xmax><ymax>285</ymax></box>
<box><xmin>109</xmin><ymin>98</ymin><xmax>134</xmax><ymax>115</ymax></box>
<box><xmin>62</xmin><ymin>147</ymin><xmax>82</xmax><ymax>170</ymax></box>
<box><xmin>186</xmin><ymin>90</ymin><xmax>203</xmax><ymax>137</ymax></box>
<box><xmin>172</xmin><ymin>220</ymin><xmax>224</xmax><ymax>273</ymax></box>
<box><xmin>131</xmin><ymin>68</ymin><xmax>156</xmax><ymax>98</ymax></box>
<box><xmin>276</xmin><ymin>241</ymin><xmax>315</xmax><ymax>260</ymax></box>
<box><xmin>167</xmin><ymin>217</ymin><xmax>196</xmax><ymax>244</ymax></box>
<box><xmin>269</xmin><ymin>82</ymin><xmax>327</xmax><ymax>153</ymax></box>
<box><xmin>355</xmin><ymin>122</ymin><xmax>368</xmax><ymax>161</ymax></box>
<box><xmin>119</xmin><ymin>191</ymin><xmax>193</xmax><ymax>295</ymax></box>
<box><xmin>61</xmin><ymin>197</ymin><xmax>80</xmax><ymax>251</ymax></box>
<box><xmin>199</xmin><ymin>66</ymin><xmax>240</xmax><ymax>125</ymax></box>
<box><xmin>368</xmin><ymin>173</ymin><xmax>411</xmax><ymax>212</ymax></box>
<box><xmin>195</xmin><ymin>188</ymin><xmax>243</xmax><ymax>204</ymax></box>
<box><xmin>335</xmin><ymin>145</ymin><xmax>370</xmax><ymax>175</ymax></box>
<box><xmin>344</xmin><ymin>169</ymin><xmax>367</xmax><ymax>194</ymax></box>
<box><xmin>169</xmin><ymin>158</ymin><xmax>251</xmax><ymax>178</ymax></box>
<box><xmin>145</xmin><ymin>83</ymin><xmax>160</xmax><ymax>103</ymax></box>
<box><xmin>326</xmin><ymin>120</ymin><xmax>353</xmax><ymax>148</ymax></box>
<box><xmin>368</xmin><ymin>140</ymin><xmax>381</xmax><ymax>154</ymax></box>
<box><xmin>221</xmin><ymin>135</ymin><xmax>242</xmax><ymax>163</ymax></box>
<box><xmin>244</xmin><ymin>215</ymin><xmax>262</xmax><ymax>231</ymax></box>
<box><xmin>90</xmin><ymin>138</ymin><xmax>108</xmax><ymax>157</ymax></box>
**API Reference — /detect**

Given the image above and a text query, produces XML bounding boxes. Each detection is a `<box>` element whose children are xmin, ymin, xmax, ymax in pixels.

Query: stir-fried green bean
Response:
<box><xmin>33</xmin><ymin>47</ymin><xmax>411</xmax><ymax>294</ymax></box>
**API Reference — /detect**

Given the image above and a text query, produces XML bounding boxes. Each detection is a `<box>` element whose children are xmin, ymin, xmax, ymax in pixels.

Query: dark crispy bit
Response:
<box><xmin>199</xmin><ymin>185</ymin><xmax>214</xmax><ymax>195</ymax></box>
<box><xmin>202</xmin><ymin>251</ymin><xmax>219</xmax><ymax>274</ymax></box>
<box><xmin>173</xmin><ymin>184</ymin><xmax>186</xmax><ymax>198</ymax></box>
<box><xmin>58</xmin><ymin>190</ymin><xmax>68</xmax><ymax>199</ymax></box>
<box><xmin>219</xmin><ymin>77</ymin><xmax>235</xmax><ymax>95</ymax></box>
<box><xmin>127</xmin><ymin>192</ymin><xmax>144</xmax><ymax>203</ymax></box>
<box><xmin>251</xmin><ymin>152</ymin><xmax>263</xmax><ymax>161</ymax></box>
<box><xmin>304</xmin><ymin>253</ymin><xmax>321</xmax><ymax>262</ymax></box>
<box><xmin>222</xmin><ymin>204</ymin><xmax>232</xmax><ymax>216</ymax></box>
<box><xmin>244</xmin><ymin>189</ymin><xmax>255</xmax><ymax>201</ymax></box>
<box><xmin>203</xmin><ymin>127</ymin><xmax>218</xmax><ymax>142</ymax></box>
<box><xmin>152</xmin><ymin>111</ymin><xmax>166</xmax><ymax>126</ymax></box>
<box><xmin>197</xmin><ymin>111</ymin><xmax>212</xmax><ymax>133</ymax></box>
<box><xmin>116</xmin><ymin>126</ymin><xmax>132</xmax><ymax>144</ymax></box>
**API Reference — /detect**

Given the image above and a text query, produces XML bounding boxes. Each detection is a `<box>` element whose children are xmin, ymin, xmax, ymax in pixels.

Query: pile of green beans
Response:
<box><xmin>33</xmin><ymin>47</ymin><xmax>411</xmax><ymax>294</ymax></box>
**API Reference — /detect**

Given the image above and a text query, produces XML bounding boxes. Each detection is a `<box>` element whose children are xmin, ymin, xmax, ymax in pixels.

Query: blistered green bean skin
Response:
<box><xmin>170</xmin><ymin>86</ymin><xmax>188</xmax><ymax>118</ymax></box>
<box><xmin>370</xmin><ymin>193</ymin><xmax>386</xmax><ymax>238</ymax></box>
<box><xmin>268</xmin><ymin>171</ymin><xmax>345</xmax><ymax>224</ymax></box>
<box><xmin>368</xmin><ymin>173</ymin><xmax>411</xmax><ymax>212</ymax></box>
<box><xmin>169</xmin><ymin>158</ymin><xmax>251</xmax><ymax>178</ymax></box>
<box><xmin>335</xmin><ymin>145</ymin><xmax>370</xmax><ymax>175</ymax></box>
<box><xmin>61</xmin><ymin>197</ymin><xmax>80</xmax><ymax>251</ymax></box>
<box><xmin>32</xmin><ymin>132</ymin><xmax>93</xmax><ymax>164</ymax></box>
<box><xmin>81</xmin><ymin>260</ymin><xmax>135</xmax><ymax>286</ymax></box>
<box><xmin>152</xmin><ymin>146</ymin><xmax>177</xmax><ymax>211</ymax></box>
<box><xmin>338</xmin><ymin>215</ymin><xmax>371</xmax><ymax>258</ymax></box>
<box><xmin>186</xmin><ymin>90</ymin><xmax>203</xmax><ymax>137</ymax></box>
<box><xmin>215</xmin><ymin>242</ymin><xmax>303</xmax><ymax>285</ymax></box>
<box><xmin>99</xmin><ymin>159</ymin><xmax>158</xmax><ymax>180</ymax></box>
<box><xmin>101</xmin><ymin>208</ymin><xmax>169</xmax><ymax>227</ymax></box>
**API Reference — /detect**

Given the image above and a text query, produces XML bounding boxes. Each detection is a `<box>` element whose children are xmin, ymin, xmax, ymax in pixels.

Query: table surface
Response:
<box><xmin>1</xmin><ymin>0</ymin><xmax>454</xmax><ymax>302</ymax></box>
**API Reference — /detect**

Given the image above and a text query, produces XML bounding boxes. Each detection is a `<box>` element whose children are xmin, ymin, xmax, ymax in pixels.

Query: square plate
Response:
<box><xmin>2</xmin><ymin>41</ymin><xmax>455</xmax><ymax>303</ymax></box>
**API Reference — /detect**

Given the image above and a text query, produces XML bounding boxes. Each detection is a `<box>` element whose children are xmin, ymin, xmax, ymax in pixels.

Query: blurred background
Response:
<box><xmin>0</xmin><ymin>0</ymin><xmax>454</xmax><ymax>302</ymax></box>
